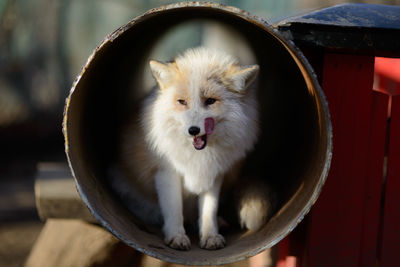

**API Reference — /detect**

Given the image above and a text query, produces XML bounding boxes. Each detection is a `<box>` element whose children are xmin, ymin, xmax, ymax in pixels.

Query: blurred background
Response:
<box><xmin>0</xmin><ymin>0</ymin><xmax>399</xmax><ymax>266</ymax></box>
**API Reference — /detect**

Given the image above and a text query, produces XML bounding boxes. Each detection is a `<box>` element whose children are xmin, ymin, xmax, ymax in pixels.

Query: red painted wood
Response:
<box><xmin>276</xmin><ymin>237</ymin><xmax>299</xmax><ymax>267</ymax></box>
<box><xmin>275</xmin><ymin>218</ymin><xmax>309</xmax><ymax>267</ymax></box>
<box><xmin>374</xmin><ymin>58</ymin><xmax>400</xmax><ymax>118</ymax></box>
<box><xmin>381</xmin><ymin>95</ymin><xmax>400</xmax><ymax>266</ymax></box>
<box><xmin>360</xmin><ymin>91</ymin><xmax>388</xmax><ymax>267</ymax></box>
<box><xmin>285</xmin><ymin>256</ymin><xmax>297</xmax><ymax>267</ymax></box>
<box><xmin>277</xmin><ymin>237</ymin><xmax>290</xmax><ymax>267</ymax></box>
<box><xmin>307</xmin><ymin>54</ymin><xmax>375</xmax><ymax>267</ymax></box>
<box><xmin>287</xmin><ymin>216</ymin><xmax>309</xmax><ymax>267</ymax></box>
<box><xmin>374</xmin><ymin>58</ymin><xmax>400</xmax><ymax>96</ymax></box>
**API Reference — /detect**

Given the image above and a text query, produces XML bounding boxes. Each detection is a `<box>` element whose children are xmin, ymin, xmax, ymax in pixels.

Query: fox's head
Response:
<box><xmin>149</xmin><ymin>47</ymin><xmax>259</xmax><ymax>151</ymax></box>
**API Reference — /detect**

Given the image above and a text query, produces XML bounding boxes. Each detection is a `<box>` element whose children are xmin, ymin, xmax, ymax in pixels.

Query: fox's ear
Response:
<box><xmin>227</xmin><ymin>64</ymin><xmax>259</xmax><ymax>93</ymax></box>
<box><xmin>149</xmin><ymin>60</ymin><xmax>178</xmax><ymax>90</ymax></box>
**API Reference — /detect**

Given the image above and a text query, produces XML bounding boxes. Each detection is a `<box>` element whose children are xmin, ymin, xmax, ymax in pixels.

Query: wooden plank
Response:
<box><xmin>359</xmin><ymin>91</ymin><xmax>388</xmax><ymax>266</ymax></box>
<box><xmin>35</xmin><ymin>162</ymin><xmax>96</xmax><ymax>222</ymax></box>
<box><xmin>381</xmin><ymin>95</ymin><xmax>400</xmax><ymax>266</ymax></box>
<box><xmin>24</xmin><ymin>219</ymin><xmax>139</xmax><ymax>267</ymax></box>
<box><xmin>307</xmin><ymin>54</ymin><xmax>375</xmax><ymax>267</ymax></box>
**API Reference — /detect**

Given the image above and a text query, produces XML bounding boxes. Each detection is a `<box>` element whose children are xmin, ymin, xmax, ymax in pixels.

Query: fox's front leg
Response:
<box><xmin>154</xmin><ymin>167</ymin><xmax>190</xmax><ymax>250</ymax></box>
<box><xmin>198</xmin><ymin>176</ymin><xmax>225</xmax><ymax>250</ymax></box>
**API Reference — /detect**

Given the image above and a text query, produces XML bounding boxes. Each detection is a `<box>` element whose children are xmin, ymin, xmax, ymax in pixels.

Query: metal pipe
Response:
<box><xmin>63</xmin><ymin>2</ymin><xmax>332</xmax><ymax>265</ymax></box>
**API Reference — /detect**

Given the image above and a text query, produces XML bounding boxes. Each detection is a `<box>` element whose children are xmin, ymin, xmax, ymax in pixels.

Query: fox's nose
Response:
<box><xmin>188</xmin><ymin>126</ymin><xmax>200</xmax><ymax>136</ymax></box>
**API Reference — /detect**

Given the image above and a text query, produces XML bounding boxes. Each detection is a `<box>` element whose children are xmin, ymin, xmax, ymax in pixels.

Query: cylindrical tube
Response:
<box><xmin>63</xmin><ymin>2</ymin><xmax>332</xmax><ymax>265</ymax></box>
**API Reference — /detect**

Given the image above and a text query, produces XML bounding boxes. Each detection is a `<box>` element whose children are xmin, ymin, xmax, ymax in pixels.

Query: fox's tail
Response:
<box><xmin>237</xmin><ymin>179</ymin><xmax>277</xmax><ymax>231</ymax></box>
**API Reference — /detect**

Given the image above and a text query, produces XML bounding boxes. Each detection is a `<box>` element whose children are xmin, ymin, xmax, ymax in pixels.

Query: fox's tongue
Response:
<box><xmin>205</xmin><ymin>117</ymin><xmax>214</xmax><ymax>135</ymax></box>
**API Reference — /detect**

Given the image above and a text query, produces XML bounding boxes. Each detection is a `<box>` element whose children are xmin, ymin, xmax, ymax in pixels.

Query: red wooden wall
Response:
<box><xmin>277</xmin><ymin>55</ymin><xmax>400</xmax><ymax>267</ymax></box>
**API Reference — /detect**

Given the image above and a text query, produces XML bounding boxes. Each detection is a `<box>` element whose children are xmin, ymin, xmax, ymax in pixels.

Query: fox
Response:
<box><xmin>113</xmin><ymin>47</ymin><xmax>274</xmax><ymax>250</ymax></box>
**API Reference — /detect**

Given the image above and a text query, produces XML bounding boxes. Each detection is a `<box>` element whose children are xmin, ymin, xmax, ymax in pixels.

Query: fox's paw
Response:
<box><xmin>165</xmin><ymin>233</ymin><xmax>191</xmax><ymax>250</ymax></box>
<box><xmin>200</xmin><ymin>234</ymin><xmax>226</xmax><ymax>250</ymax></box>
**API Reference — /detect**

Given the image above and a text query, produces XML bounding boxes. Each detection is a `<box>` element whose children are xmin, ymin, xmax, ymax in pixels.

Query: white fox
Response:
<box><xmin>113</xmin><ymin>47</ymin><xmax>274</xmax><ymax>250</ymax></box>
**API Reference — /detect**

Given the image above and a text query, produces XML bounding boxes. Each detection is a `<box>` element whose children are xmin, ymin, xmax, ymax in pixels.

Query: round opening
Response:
<box><xmin>64</xmin><ymin>3</ymin><xmax>332</xmax><ymax>265</ymax></box>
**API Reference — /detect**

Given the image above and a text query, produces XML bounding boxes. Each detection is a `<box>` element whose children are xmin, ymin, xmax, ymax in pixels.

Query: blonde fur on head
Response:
<box><xmin>113</xmin><ymin>47</ymin><xmax>272</xmax><ymax>251</ymax></box>
<box><xmin>174</xmin><ymin>47</ymin><xmax>259</xmax><ymax>93</ymax></box>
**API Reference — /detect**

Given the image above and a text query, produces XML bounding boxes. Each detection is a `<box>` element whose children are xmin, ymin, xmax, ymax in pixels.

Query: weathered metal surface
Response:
<box><xmin>63</xmin><ymin>2</ymin><xmax>332</xmax><ymax>265</ymax></box>
<box><xmin>276</xmin><ymin>3</ymin><xmax>400</xmax><ymax>57</ymax></box>
<box><xmin>279</xmin><ymin>3</ymin><xmax>400</xmax><ymax>29</ymax></box>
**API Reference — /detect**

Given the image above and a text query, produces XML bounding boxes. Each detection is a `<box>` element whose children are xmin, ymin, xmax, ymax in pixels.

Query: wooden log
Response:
<box><xmin>24</xmin><ymin>219</ymin><xmax>140</xmax><ymax>267</ymax></box>
<box><xmin>35</xmin><ymin>162</ymin><xmax>95</xmax><ymax>222</ymax></box>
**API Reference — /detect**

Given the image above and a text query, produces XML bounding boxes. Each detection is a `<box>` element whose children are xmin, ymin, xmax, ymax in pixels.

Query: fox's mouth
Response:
<box><xmin>191</xmin><ymin>117</ymin><xmax>214</xmax><ymax>150</ymax></box>
<box><xmin>193</xmin><ymin>134</ymin><xmax>207</xmax><ymax>150</ymax></box>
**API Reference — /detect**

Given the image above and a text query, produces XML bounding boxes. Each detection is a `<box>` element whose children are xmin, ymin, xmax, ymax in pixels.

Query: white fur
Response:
<box><xmin>116</xmin><ymin>47</ymin><xmax>260</xmax><ymax>250</ymax></box>
<box><xmin>146</xmin><ymin>48</ymin><xmax>259</xmax><ymax>194</ymax></box>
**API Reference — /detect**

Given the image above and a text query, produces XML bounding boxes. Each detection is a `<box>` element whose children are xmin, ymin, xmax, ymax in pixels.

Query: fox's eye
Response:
<box><xmin>177</xmin><ymin>99</ymin><xmax>187</xmax><ymax>105</ymax></box>
<box><xmin>205</xmin><ymin>98</ymin><xmax>216</xmax><ymax>106</ymax></box>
